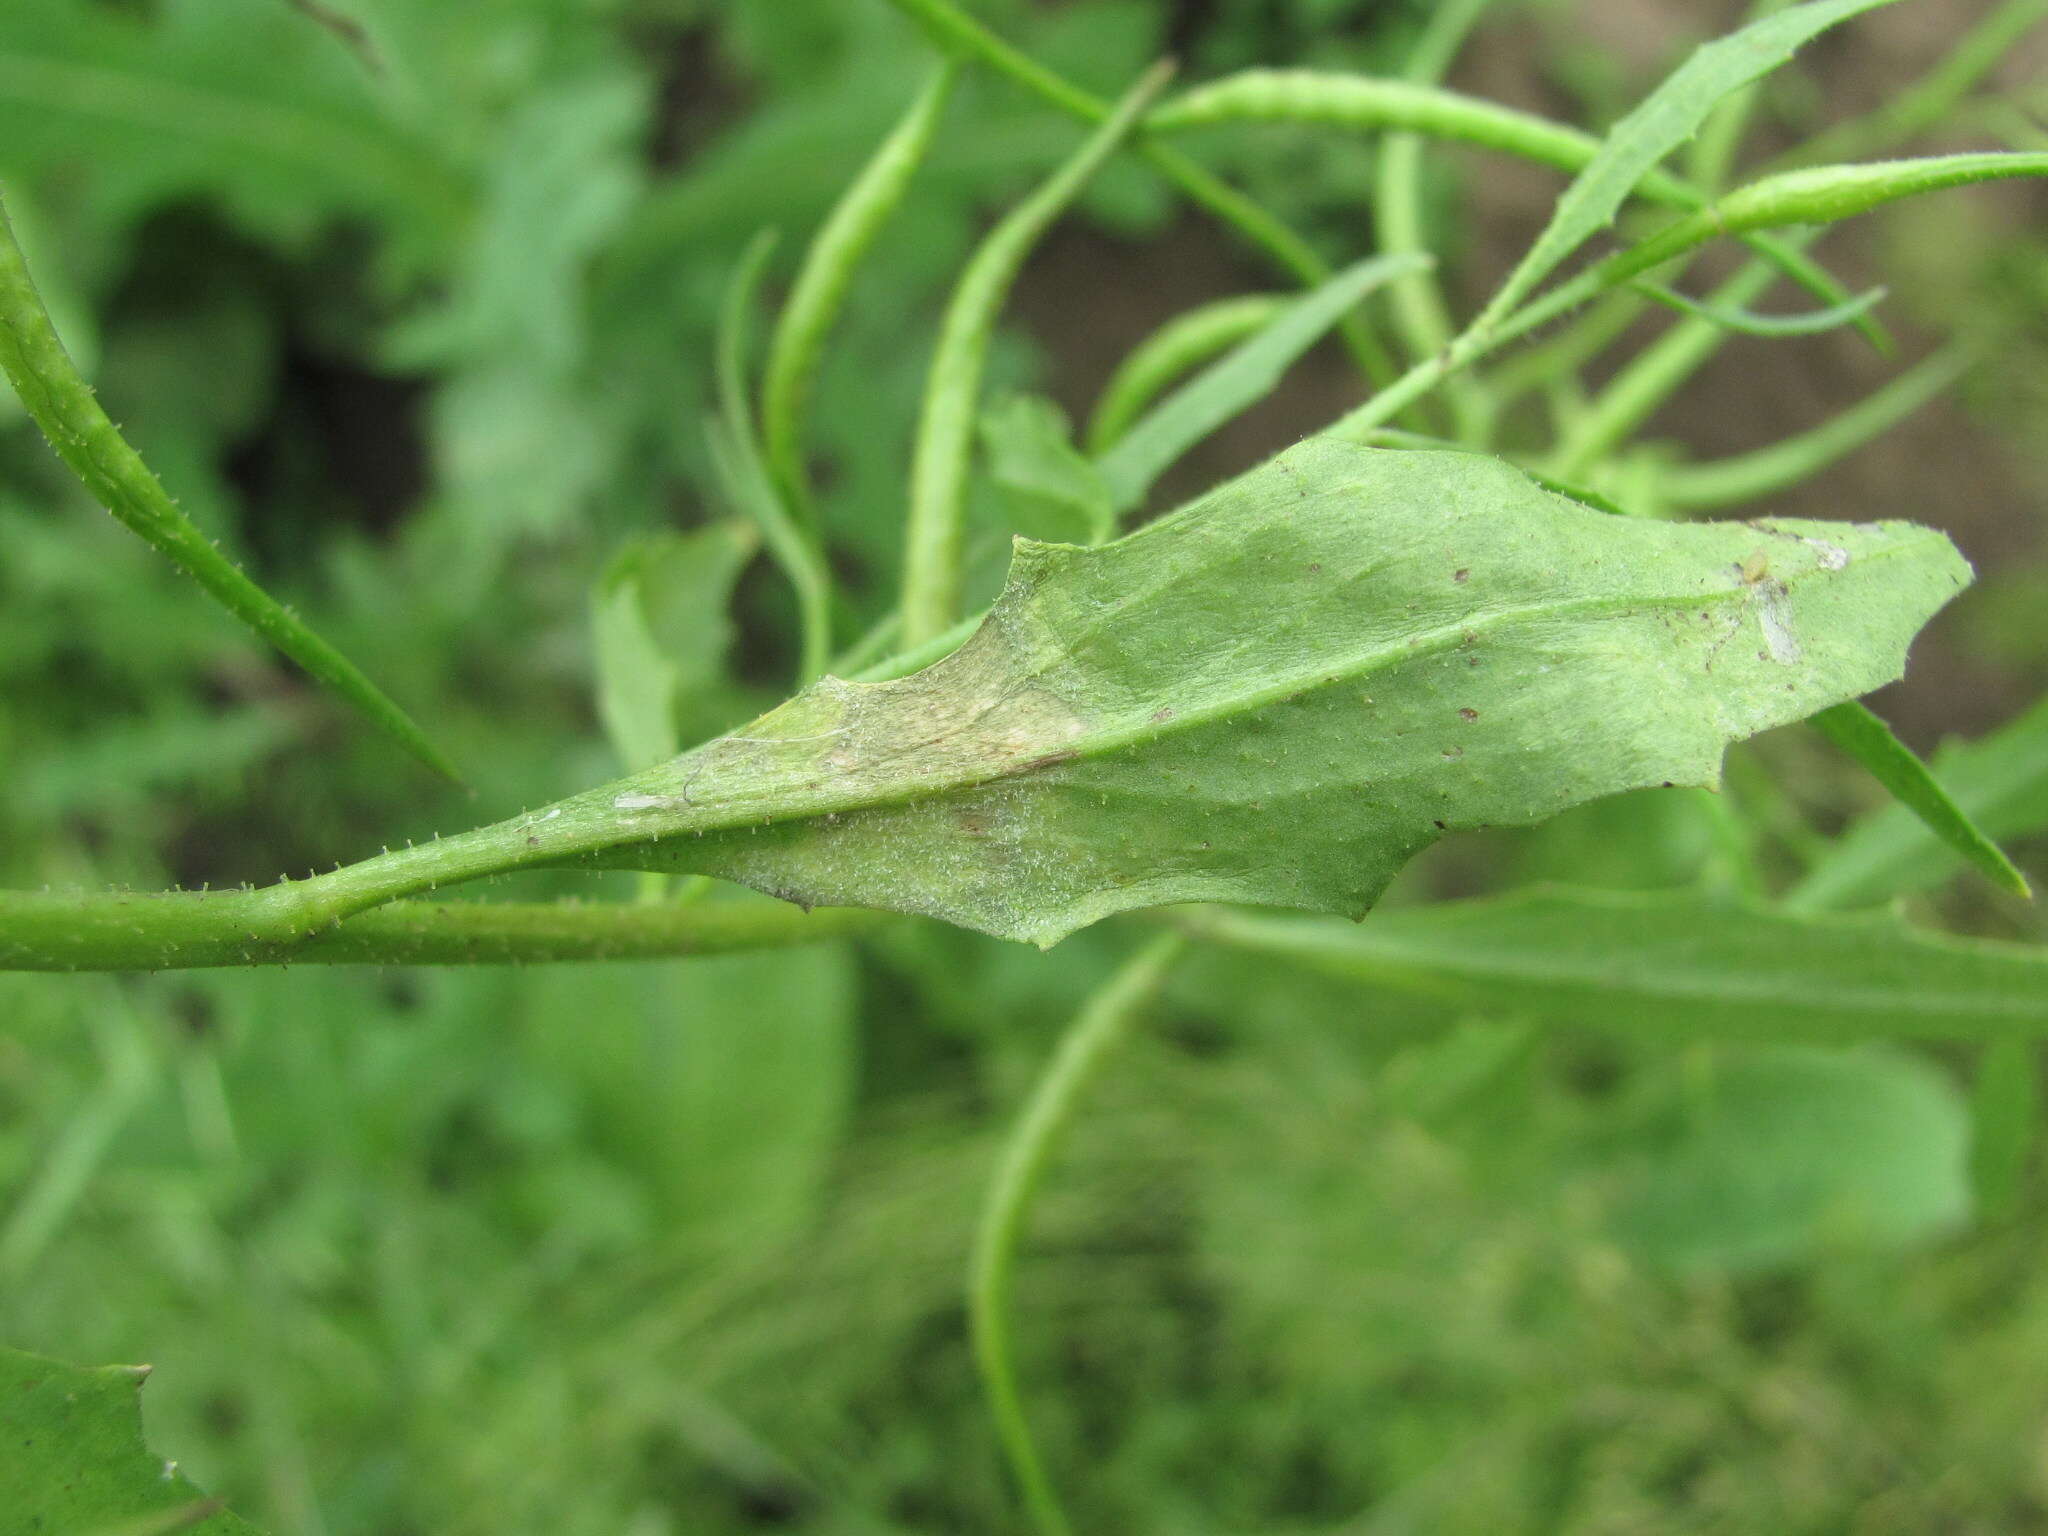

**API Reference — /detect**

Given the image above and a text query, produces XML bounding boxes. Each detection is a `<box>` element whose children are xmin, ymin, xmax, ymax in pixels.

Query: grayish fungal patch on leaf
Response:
<box><xmin>566</xmin><ymin>441</ymin><xmax>1967</xmax><ymax>945</ymax></box>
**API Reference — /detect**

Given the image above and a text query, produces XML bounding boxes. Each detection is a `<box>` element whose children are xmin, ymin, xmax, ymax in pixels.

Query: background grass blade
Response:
<box><xmin>1473</xmin><ymin>0</ymin><xmax>1900</xmax><ymax>330</ymax></box>
<box><xmin>0</xmin><ymin>194</ymin><xmax>458</xmax><ymax>782</ymax></box>
<box><xmin>1807</xmin><ymin>701</ymin><xmax>2031</xmax><ymax>900</ymax></box>
<box><xmin>1092</xmin><ymin>252</ymin><xmax>1428</xmax><ymax>512</ymax></box>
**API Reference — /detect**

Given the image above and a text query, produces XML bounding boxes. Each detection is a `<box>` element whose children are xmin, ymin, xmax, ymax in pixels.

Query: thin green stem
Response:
<box><xmin>1659</xmin><ymin>345</ymin><xmax>1972</xmax><ymax>507</ymax></box>
<box><xmin>761</xmin><ymin>61</ymin><xmax>960</xmax><ymax>525</ymax></box>
<box><xmin>969</xmin><ymin>933</ymin><xmax>1185</xmax><ymax>1536</ymax></box>
<box><xmin>0</xmin><ymin>890</ymin><xmax>883</xmax><ymax>971</ymax></box>
<box><xmin>0</xmin><ymin>192</ymin><xmax>458</xmax><ymax>782</ymax></box>
<box><xmin>1375</xmin><ymin>0</ymin><xmax>1493</xmax><ymax>441</ymax></box>
<box><xmin>875</xmin><ymin>0</ymin><xmax>1398</xmax><ymax>386</ymax></box>
<box><xmin>714</xmin><ymin>231</ymin><xmax>835</xmax><ymax>686</ymax></box>
<box><xmin>1545</xmin><ymin>250</ymin><xmax>1792</xmax><ymax>481</ymax></box>
<box><xmin>901</xmin><ymin>64</ymin><xmax>1169</xmax><ymax>648</ymax></box>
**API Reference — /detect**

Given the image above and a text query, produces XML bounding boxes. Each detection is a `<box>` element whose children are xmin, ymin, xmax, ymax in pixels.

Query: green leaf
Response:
<box><xmin>545</xmin><ymin>441</ymin><xmax>1966</xmax><ymax>946</ymax></box>
<box><xmin>1093</xmin><ymin>252</ymin><xmax>1429</xmax><ymax>513</ymax></box>
<box><xmin>1198</xmin><ymin>885</ymin><xmax>2048</xmax><ymax>1042</ymax></box>
<box><xmin>1807</xmin><ymin>700</ymin><xmax>2030</xmax><ymax>899</ymax></box>
<box><xmin>0</xmin><ymin>1345</ymin><xmax>262</xmax><ymax>1535</ymax></box>
<box><xmin>1791</xmin><ymin>693</ymin><xmax>2048</xmax><ymax>909</ymax></box>
<box><xmin>1476</xmin><ymin>0</ymin><xmax>1900</xmax><ymax>328</ymax></box>
<box><xmin>0</xmin><ymin>194</ymin><xmax>459</xmax><ymax>782</ymax></box>
<box><xmin>1617</xmin><ymin>1046</ymin><xmax>1970</xmax><ymax>1271</ymax></box>
<box><xmin>591</xmin><ymin>523</ymin><xmax>758</xmax><ymax>772</ymax></box>
<box><xmin>979</xmin><ymin>394</ymin><xmax>1116</xmax><ymax>547</ymax></box>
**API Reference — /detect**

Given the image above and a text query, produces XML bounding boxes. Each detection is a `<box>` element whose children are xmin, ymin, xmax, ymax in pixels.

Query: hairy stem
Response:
<box><xmin>0</xmin><ymin>890</ymin><xmax>883</xmax><ymax>971</ymax></box>
<box><xmin>0</xmin><ymin>193</ymin><xmax>457</xmax><ymax>781</ymax></box>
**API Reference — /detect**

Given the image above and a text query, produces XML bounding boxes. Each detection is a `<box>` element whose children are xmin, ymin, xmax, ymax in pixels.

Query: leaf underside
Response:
<box><xmin>578</xmin><ymin>441</ymin><xmax>1968</xmax><ymax>946</ymax></box>
<box><xmin>0</xmin><ymin>1345</ymin><xmax>260</xmax><ymax>1534</ymax></box>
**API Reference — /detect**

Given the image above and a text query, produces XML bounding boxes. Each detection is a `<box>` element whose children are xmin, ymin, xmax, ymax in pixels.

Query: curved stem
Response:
<box><xmin>968</xmin><ymin>934</ymin><xmax>1185</xmax><ymax>1536</ymax></box>
<box><xmin>0</xmin><ymin>193</ymin><xmax>458</xmax><ymax>782</ymax></box>
<box><xmin>875</xmin><ymin>0</ymin><xmax>1398</xmax><ymax>387</ymax></box>
<box><xmin>1377</xmin><ymin>4</ymin><xmax>1495</xmax><ymax>443</ymax></box>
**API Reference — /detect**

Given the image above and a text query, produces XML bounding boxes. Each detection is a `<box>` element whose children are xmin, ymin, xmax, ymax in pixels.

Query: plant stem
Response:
<box><xmin>0</xmin><ymin>890</ymin><xmax>883</xmax><ymax>971</ymax></box>
<box><xmin>968</xmin><ymin>933</ymin><xmax>1185</xmax><ymax>1536</ymax></box>
<box><xmin>875</xmin><ymin>0</ymin><xmax>1399</xmax><ymax>387</ymax></box>
<box><xmin>0</xmin><ymin>192</ymin><xmax>458</xmax><ymax>782</ymax></box>
<box><xmin>1375</xmin><ymin>0</ymin><xmax>1493</xmax><ymax>441</ymax></box>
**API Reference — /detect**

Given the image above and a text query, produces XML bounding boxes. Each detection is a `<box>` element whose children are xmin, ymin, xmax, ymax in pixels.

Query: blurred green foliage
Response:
<box><xmin>3</xmin><ymin>0</ymin><xmax>2048</xmax><ymax>1531</ymax></box>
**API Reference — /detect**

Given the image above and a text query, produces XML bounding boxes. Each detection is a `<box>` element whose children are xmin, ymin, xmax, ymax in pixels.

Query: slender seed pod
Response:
<box><xmin>1085</xmin><ymin>294</ymin><xmax>1285</xmax><ymax>456</ymax></box>
<box><xmin>1611</xmin><ymin>152</ymin><xmax>2048</xmax><ymax>282</ymax></box>
<box><xmin>1153</xmin><ymin>70</ymin><xmax>1696</xmax><ymax>208</ymax></box>
<box><xmin>761</xmin><ymin>61</ymin><xmax>960</xmax><ymax>524</ymax></box>
<box><xmin>900</xmin><ymin>63</ymin><xmax>1172</xmax><ymax>649</ymax></box>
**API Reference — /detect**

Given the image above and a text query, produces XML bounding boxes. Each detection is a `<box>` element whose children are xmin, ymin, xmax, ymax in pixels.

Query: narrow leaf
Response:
<box><xmin>1808</xmin><ymin>700</ymin><xmax>2030</xmax><ymax>898</ymax></box>
<box><xmin>1094</xmin><ymin>252</ymin><xmax>1430</xmax><ymax>512</ymax></box>
<box><xmin>527</xmin><ymin>441</ymin><xmax>1969</xmax><ymax>946</ymax></box>
<box><xmin>1086</xmin><ymin>294</ymin><xmax>1286</xmax><ymax>455</ymax></box>
<box><xmin>1199</xmin><ymin>886</ymin><xmax>2048</xmax><ymax>1042</ymax></box>
<box><xmin>1791</xmin><ymin>693</ymin><xmax>2048</xmax><ymax>909</ymax></box>
<box><xmin>1632</xmin><ymin>279</ymin><xmax>1887</xmax><ymax>337</ymax></box>
<box><xmin>0</xmin><ymin>195</ymin><xmax>458</xmax><ymax>781</ymax></box>
<box><xmin>1477</xmin><ymin>0</ymin><xmax>1900</xmax><ymax>327</ymax></box>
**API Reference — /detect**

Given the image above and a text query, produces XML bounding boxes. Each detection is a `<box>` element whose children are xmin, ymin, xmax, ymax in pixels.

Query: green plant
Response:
<box><xmin>5</xmin><ymin>0</ymin><xmax>2048</xmax><ymax>1529</ymax></box>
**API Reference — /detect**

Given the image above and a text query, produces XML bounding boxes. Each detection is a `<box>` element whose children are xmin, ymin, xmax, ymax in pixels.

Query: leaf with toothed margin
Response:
<box><xmin>0</xmin><ymin>1345</ymin><xmax>262</xmax><ymax>1534</ymax></box>
<box><xmin>533</xmin><ymin>440</ymin><xmax>1967</xmax><ymax>946</ymax></box>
